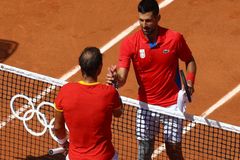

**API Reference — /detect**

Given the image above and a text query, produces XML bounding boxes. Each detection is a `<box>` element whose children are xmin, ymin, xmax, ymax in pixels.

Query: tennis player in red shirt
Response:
<box><xmin>54</xmin><ymin>47</ymin><xmax>123</xmax><ymax>160</ymax></box>
<box><xmin>106</xmin><ymin>0</ymin><xmax>197</xmax><ymax>159</ymax></box>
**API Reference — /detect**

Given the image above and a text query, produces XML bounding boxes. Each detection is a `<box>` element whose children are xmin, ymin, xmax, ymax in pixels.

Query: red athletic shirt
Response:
<box><xmin>118</xmin><ymin>27</ymin><xmax>193</xmax><ymax>107</ymax></box>
<box><xmin>55</xmin><ymin>81</ymin><xmax>121</xmax><ymax>160</ymax></box>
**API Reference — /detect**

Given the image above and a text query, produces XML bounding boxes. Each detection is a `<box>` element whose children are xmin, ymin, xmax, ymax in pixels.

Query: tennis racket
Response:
<box><xmin>49</xmin><ymin>118</ymin><xmax>69</xmax><ymax>156</ymax></box>
<box><xmin>180</xmin><ymin>70</ymin><xmax>192</xmax><ymax>102</ymax></box>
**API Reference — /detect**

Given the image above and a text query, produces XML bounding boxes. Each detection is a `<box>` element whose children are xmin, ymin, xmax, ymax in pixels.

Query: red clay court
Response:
<box><xmin>0</xmin><ymin>0</ymin><xmax>239</xmax><ymax>159</ymax></box>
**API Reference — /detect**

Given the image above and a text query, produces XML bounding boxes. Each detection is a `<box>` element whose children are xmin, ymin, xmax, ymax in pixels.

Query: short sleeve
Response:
<box><xmin>117</xmin><ymin>38</ymin><xmax>133</xmax><ymax>69</ymax></box>
<box><xmin>177</xmin><ymin>34</ymin><xmax>194</xmax><ymax>63</ymax></box>
<box><xmin>54</xmin><ymin>88</ymin><xmax>64</xmax><ymax>112</ymax></box>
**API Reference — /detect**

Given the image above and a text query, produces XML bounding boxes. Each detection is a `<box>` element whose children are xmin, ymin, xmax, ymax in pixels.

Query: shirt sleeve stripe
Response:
<box><xmin>54</xmin><ymin>103</ymin><xmax>63</xmax><ymax>112</ymax></box>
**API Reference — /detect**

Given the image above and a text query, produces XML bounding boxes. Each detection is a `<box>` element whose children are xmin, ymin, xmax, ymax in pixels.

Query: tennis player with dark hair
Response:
<box><xmin>106</xmin><ymin>0</ymin><xmax>197</xmax><ymax>159</ymax></box>
<box><xmin>54</xmin><ymin>47</ymin><xmax>123</xmax><ymax>160</ymax></box>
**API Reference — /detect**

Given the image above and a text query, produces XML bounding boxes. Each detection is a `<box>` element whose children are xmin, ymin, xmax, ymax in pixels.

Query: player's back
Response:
<box><xmin>60</xmin><ymin>82</ymin><xmax>116</xmax><ymax>160</ymax></box>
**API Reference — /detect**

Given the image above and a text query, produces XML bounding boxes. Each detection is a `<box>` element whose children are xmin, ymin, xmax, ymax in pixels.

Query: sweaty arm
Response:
<box><xmin>116</xmin><ymin>67</ymin><xmax>129</xmax><ymax>88</ymax></box>
<box><xmin>54</xmin><ymin>110</ymin><xmax>68</xmax><ymax>146</ymax></box>
<box><xmin>106</xmin><ymin>36</ymin><xmax>132</xmax><ymax>87</ymax></box>
<box><xmin>185</xmin><ymin>57</ymin><xmax>197</xmax><ymax>95</ymax></box>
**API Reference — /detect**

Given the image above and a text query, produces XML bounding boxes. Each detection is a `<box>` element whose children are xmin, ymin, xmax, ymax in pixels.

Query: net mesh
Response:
<box><xmin>0</xmin><ymin>64</ymin><xmax>240</xmax><ymax>160</ymax></box>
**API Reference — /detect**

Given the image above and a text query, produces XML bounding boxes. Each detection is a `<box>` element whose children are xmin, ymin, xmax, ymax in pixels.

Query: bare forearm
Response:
<box><xmin>185</xmin><ymin>58</ymin><xmax>197</xmax><ymax>94</ymax></box>
<box><xmin>54</xmin><ymin>111</ymin><xmax>67</xmax><ymax>139</ymax></box>
<box><xmin>54</xmin><ymin>126</ymin><xmax>67</xmax><ymax>139</ymax></box>
<box><xmin>116</xmin><ymin>68</ymin><xmax>129</xmax><ymax>88</ymax></box>
<box><xmin>186</xmin><ymin>59</ymin><xmax>197</xmax><ymax>74</ymax></box>
<box><xmin>116</xmin><ymin>74</ymin><xmax>126</xmax><ymax>88</ymax></box>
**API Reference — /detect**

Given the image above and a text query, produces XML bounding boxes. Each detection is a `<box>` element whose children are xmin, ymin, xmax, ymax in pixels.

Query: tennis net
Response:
<box><xmin>0</xmin><ymin>63</ymin><xmax>239</xmax><ymax>160</ymax></box>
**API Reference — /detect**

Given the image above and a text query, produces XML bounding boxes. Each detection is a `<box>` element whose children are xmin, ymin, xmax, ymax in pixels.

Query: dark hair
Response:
<box><xmin>79</xmin><ymin>47</ymin><xmax>102</xmax><ymax>77</ymax></box>
<box><xmin>138</xmin><ymin>0</ymin><xmax>159</xmax><ymax>16</ymax></box>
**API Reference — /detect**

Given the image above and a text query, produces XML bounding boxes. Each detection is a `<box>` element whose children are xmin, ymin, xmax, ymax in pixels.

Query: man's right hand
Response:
<box><xmin>58</xmin><ymin>141</ymin><xmax>69</xmax><ymax>156</ymax></box>
<box><xmin>106</xmin><ymin>65</ymin><xmax>117</xmax><ymax>85</ymax></box>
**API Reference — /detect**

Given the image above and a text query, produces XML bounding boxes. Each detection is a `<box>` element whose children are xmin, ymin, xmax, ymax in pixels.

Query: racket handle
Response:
<box><xmin>48</xmin><ymin>147</ymin><xmax>65</xmax><ymax>155</ymax></box>
<box><xmin>180</xmin><ymin>70</ymin><xmax>192</xmax><ymax>102</ymax></box>
<box><xmin>185</xmin><ymin>87</ymin><xmax>192</xmax><ymax>103</ymax></box>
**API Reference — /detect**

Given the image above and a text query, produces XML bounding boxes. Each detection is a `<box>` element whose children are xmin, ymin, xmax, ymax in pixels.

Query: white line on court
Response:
<box><xmin>152</xmin><ymin>84</ymin><xmax>240</xmax><ymax>158</ymax></box>
<box><xmin>59</xmin><ymin>0</ymin><xmax>174</xmax><ymax>81</ymax></box>
<box><xmin>1</xmin><ymin>1</ymin><xmax>239</xmax><ymax>158</ymax></box>
<box><xmin>60</xmin><ymin>0</ymin><xmax>240</xmax><ymax>157</ymax></box>
<box><xmin>201</xmin><ymin>84</ymin><xmax>240</xmax><ymax>118</ymax></box>
<box><xmin>0</xmin><ymin>0</ymin><xmax>174</xmax><ymax>129</ymax></box>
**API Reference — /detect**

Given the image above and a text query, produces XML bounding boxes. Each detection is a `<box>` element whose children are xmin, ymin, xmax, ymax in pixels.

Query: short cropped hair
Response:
<box><xmin>138</xmin><ymin>0</ymin><xmax>159</xmax><ymax>16</ymax></box>
<box><xmin>79</xmin><ymin>47</ymin><xmax>102</xmax><ymax>77</ymax></box>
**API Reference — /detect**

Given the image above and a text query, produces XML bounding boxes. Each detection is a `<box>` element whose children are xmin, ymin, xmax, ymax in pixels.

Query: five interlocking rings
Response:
<box><xmin>10</xmin><ymin>94</ymin><xmax>59</xmax><ymax>142</ymax></box>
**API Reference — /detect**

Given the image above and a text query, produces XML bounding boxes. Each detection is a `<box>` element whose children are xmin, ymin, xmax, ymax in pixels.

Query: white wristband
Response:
<box><xmin>56</xmin><ymin>136</ymin><xmax>68</xmax><ymax>145</ymax></box>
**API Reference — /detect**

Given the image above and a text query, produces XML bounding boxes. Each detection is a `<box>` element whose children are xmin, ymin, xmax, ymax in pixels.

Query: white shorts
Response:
<box><xmin>136</xmin><ymin>90</ymin><xmax>187</xmax><ymax>143</ymax></box>
<box><xmin>65</xmin><ymin>151</ymin><xmax>118</xmax><ymax>160</ymax></box>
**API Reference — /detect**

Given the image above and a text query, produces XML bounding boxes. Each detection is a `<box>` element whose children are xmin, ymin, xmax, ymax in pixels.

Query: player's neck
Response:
<box><xmin>82</xmin><ymin>76</ymin><xmax>98</xmax><ymax>83</ymax></box>
<box><xmin>146</xmin><ymin>29</ymin><xmax>158</xmax><ymax>43</ymax></box>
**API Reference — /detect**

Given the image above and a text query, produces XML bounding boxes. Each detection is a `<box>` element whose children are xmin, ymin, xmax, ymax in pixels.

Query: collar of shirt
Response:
<box><xmin>78</xmin><ymin>81</ymin><xmax>100</xmax><ymax>85</ymax></box>
<box><xmin>140</xmin><ymin>26</ymin><xmax>166</xmax><ymax>47</ymax></box>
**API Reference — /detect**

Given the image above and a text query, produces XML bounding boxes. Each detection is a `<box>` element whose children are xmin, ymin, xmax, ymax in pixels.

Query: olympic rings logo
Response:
<box><xmin>10</xmin><ymin>94</ymin><xmax>59</xmax><ymax>142</ymax></box>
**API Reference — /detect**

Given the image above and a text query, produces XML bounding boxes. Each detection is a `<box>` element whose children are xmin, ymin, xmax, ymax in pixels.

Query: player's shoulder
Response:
<box><xmin>163</xmin><ymin>27</ymin><xmax>183</xmax><ymax>39</ymax></box>
<box><xmin>121</xmin><ymin>30</ymin><xmax>143</xmax><ymax>50</ymax></box>
<box><xmin>63</xmin><ymin>82</ymin><xmax>78</xmax><ymax>87</ymax></box>
<box><xmin>123</xmin><ymin>29</ymin><xmax>142</xmax><ymax>43</ymax></box>
<box><xmin>95</xmin><ymin>84</ymin><xmax>118</xmax><ymax>97</ymax></box>
<box><xmin>98</xmin><ymin>83</ymin><xmax>116</xmax><ymax>91</ymax></box>
<box><xmin>61</xmin><ymin>82</ymin><xmax>79</xmax><ymax>90</ymax></box>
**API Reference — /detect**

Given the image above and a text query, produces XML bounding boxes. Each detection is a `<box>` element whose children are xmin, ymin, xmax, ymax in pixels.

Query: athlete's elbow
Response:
<box><xmin>113</xmin><ymin>108</ymin><xmax>123</xmax><ymax>117</ymax></box>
